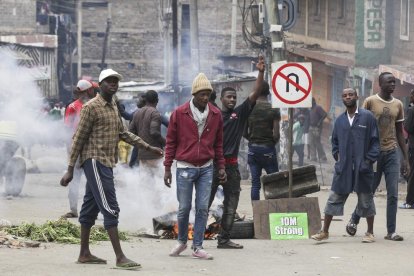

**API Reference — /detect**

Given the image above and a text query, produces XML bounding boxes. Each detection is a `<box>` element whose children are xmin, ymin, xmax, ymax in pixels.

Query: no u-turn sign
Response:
<box><xmin>271</xmin><ymin>62</ymin><xmax>312</xmax><ymax>108</ymax></box>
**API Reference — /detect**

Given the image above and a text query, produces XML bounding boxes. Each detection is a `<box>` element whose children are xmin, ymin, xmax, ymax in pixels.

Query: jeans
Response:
<box><xmin>176</xmin><ymin>165</ymin><xmax>213</xmax><ymax>249</ymax></box>
<box><xmin>247</xmin><ymin>145</ymin><xmax>279</xmax><ymax>201</ymax></box>
<box><xmin>209</xmin><ymin>164</ymin><xmax>241</xmax><ymax>244</ymax></box>
<box><xmin>351</xmin><ymin>149</ymin><xmax>399</xmax><ymax>234</ymax></box>
<box><xmin>309</xmin><ymin>126</ymin><xmax>327</xmax><ymax>161</ymax></box>
<box><xmin>405</xmin><ymin>146</ymin><xmax>414</xmax><ymax>205</ymax></box>
<box><xmin>293</xmin><ymin>144</ymin><xmax>305</xmax><ymax>166</ymax></box>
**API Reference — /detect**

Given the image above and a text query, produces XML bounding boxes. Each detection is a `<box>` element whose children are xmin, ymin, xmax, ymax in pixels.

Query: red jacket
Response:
<box><xmin>164</xmin><ymin>101</ymin><xmax>225</xmax><ymax>169</ymax></box>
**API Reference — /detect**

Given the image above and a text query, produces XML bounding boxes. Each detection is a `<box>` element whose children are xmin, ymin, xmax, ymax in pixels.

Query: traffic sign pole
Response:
<box><xmin>288</xmin><ymin>108</ymin><xmax>293</xmax><ymax>198</ymax></box>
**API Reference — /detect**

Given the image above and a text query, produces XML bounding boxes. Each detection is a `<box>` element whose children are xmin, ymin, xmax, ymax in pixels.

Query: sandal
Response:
<box><xmin>217</xmin><ymin>240</ymin><xmax>244</xmax><ymax>249</ymax></box>
<box><xmin>62</xmin><ymin>212</ymin><xmax>78</xmax><ymax>218</ymax></box>
<box><xmin>384</xmin><ymin>233</ymin><xmax>404</xmax><ymax>241</ymax></box>
<box><xmin>346</xmin><ymin>220</ymin><xmax>357</xmax><ymax>236</ymax></box>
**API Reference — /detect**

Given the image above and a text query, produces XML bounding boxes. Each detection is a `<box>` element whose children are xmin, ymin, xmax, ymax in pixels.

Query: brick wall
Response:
<box><xmin>0</xmin><ymin>0</ymin><xmax>36</xmax><ymax>34</ymax></box>
<box><xmin>80</xmin><ymin>0</ymin><xmax>256</xmax><ymax>83</ymax></box>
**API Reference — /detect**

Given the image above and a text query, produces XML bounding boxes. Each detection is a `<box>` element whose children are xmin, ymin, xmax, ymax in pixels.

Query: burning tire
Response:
<box><xmin>229</xmin><ymin>220</ymin><xmax>254</xmax><ymax>239</ymax></box>
<box><xmin>4</xmin><ymin>156</ymin><xmax>26</xmax><ymax>196</ymax></box>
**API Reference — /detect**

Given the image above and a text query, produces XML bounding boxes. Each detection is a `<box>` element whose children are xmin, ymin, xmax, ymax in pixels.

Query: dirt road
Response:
<box><xmin>1</xmin><ymin>171</ymin><xmax>413</xmax><ymax>275</ymax></box>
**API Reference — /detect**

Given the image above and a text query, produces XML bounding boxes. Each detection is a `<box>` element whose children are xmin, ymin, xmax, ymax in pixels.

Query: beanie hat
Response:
<box><xmin>191</xmin><ymin>73</ymin><xmax>213</xmax><ymax>95</ymax></box>
<box><xmin>76</xmin><ymin>80</ymin><xmax>93</xmax><ymax>91</ymax></box>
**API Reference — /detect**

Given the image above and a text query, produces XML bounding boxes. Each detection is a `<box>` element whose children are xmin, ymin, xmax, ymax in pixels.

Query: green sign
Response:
<box><xmin>269</xmin><ymin>213</ymin><xmax>309</xmax><ymax>240</ymax></box>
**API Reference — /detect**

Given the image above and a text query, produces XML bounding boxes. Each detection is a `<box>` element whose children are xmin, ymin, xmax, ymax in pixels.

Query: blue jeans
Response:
<box><xmin>247</xmin><ymin>145</ymin><xmax>279</xmax><ymax>201</ymax></box>
<box><xmin>351</xmin><ymin>149</ymin><xmax>399</xmax><ymax>234</ymax></box>
<box><xmin>176</xmin><ymin>165</ymin><xmax>213</xmax><ymax>249</ymax></box>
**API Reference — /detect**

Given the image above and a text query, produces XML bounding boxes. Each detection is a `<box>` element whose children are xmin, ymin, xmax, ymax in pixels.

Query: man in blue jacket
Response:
<box><xmin>311</xmin><ymin>88</ymin><xmax>380</xmax><ymax>243</ymax></box>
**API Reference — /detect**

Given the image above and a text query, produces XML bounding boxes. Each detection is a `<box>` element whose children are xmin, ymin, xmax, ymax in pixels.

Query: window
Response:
<box><xmin>82</xmin><ymin>2</ymin><xmax>108</xmax><ymax>8</ymax></box>
<box><xmin>400</xmin><ymin>0</ymin><xmax>410</xmax><ymax>40</ymax></box>
<box><xmin>338</xmin><ymin>0</ymin><xmax>346</xmax><ymax>19</ymax></box>
<box><xmin>181</xmin><ymin>4</ymin><xmax>190</xmax><ymax>61</ymax></box>
<box><xmin>313</xmin><ymin>0</ymin><xmax>321</xmax><ymax>16</ymax></box>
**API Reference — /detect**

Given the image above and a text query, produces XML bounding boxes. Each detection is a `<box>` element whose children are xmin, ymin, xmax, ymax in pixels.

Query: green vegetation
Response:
<box><xmin>3</xmin><ymin>218</ymin><xmax>128</xmax><ymax>244</ymax></box>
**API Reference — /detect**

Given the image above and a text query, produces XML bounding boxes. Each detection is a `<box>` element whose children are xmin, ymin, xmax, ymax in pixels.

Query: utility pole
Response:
<box><xmin>265</xmin><ymin>0</ymin><xmax>293</xmax><ymax>198</ymax></box>
<box><xmin>190</xmin><ymin>0</ymin><xmax>200</xmax><ymax>73</ymax></box>
<box><xmin>230</xmin><ymin>0</ymin><xmax>237</xmax><ymax>55</ymax></box>
<box><xmin>77</xmin><ymin>0</ymin><xmax>82</xmax><ymax>79</ymax></box>
<box><xmin>100</xmin><ymin>18</ymin><xmax>111</xmax><ymax>70</ymax></box>
<box><xmin>172</xmin><ymin>0</ymin><xmax>179</xmax><ymax>104</ymax></box>
<box><xmin>162</xmin><ymin>6</ymin><xmax>171</xmax><ymax>86</ymax></box>
<box><xmin>99</xmin><ymin>3</ymin><xmax>112</xmax><ymax>71</ymax></box>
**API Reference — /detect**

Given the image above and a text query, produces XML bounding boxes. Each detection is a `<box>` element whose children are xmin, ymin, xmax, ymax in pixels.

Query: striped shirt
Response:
<box><xmin>69</xmin><ymin>94</ymin><xmax>149</xmax><ymax>168</ymax></box>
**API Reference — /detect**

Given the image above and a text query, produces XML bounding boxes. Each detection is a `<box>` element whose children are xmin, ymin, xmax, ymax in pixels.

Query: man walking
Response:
<box><xmin>346</xmin><ymin>72</ymin><xmax>410</xmax><ymax>241</ymax></box>
<box><xmin>309</xmin><ymin>98</ymin><xmax>328</xmax><ymax>162</ymax></box>
<box><xmin>400</xmin><ymin>89</ymin><xmax>414</xmax><ymax>209</ymax></box>
<box><xmin>208</xmin><ymin>56</ymin><xmax>265</xmax><ymax>249</ymax></box>
<box><xmin>311</xmin><ymin>88</ymin><xmax>380</xmax><ymax>243</ymax></box>
<box><xmin>62</xmin><ymin>80</ymin><xmax>96</xmax><ymax>218</ymax></box>
<box><xmin>164</xmin><ymin>73</ymin><xmax>226</xmax><ymax>260</ymax></box>
<box><xmin>246</xmin><ymin>81</ymin><xmax>280</xmax><ymax>201</ymax></box>
<box><xmin>60</xmin><ymin>69</ymin><xmax>163</xmax><ymax>269</ymax></box>
<box><xmin>130</xmin><ymin>90</ymin><xmax>165</xmax><ymax>174</ymax></box>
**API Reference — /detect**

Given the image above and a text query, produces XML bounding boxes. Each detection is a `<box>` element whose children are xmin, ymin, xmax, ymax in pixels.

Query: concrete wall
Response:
<box><xmin>327</xmin><ymin>0</ymin><xmax>355</xmax><ymax>44</ymax></box>
<box><xmin>288</xmin><ymin>0</ymin><xmax>354</xmax><ymax>52</ymax></box>
<box><xmin>391</xmin><ymin>0</ymin><xmax>414</xmax><ymax>66</ymax></box>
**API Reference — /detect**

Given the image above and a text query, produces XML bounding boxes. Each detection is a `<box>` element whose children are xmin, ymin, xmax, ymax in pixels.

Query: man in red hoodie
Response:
<box><xmin>164</xmin><ymin>73</ymin><xmax>226</xmax><ymax>260</ymax></box>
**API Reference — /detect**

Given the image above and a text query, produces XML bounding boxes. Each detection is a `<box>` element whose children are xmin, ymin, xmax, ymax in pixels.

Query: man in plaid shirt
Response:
<box><xmin>60</xmin><ymin>69</ymin><xmax>163</xmax><ymax>270</ymax></box>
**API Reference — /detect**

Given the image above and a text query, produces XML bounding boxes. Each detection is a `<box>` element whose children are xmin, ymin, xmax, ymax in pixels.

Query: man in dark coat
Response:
<box><xmin>311</xmin><ymin>88</ymin><xmax>380</xmax><ymax>243</ymax></box>
<box><xmin>400</xmin><ymin>89</ymin><xmax>414</xmax><ymax>209</ymax></box>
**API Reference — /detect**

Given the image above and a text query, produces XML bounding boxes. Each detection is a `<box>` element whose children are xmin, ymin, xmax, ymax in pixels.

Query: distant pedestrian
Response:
<box><xmin>62</xmin><ymin>79</ymin><xmax>96</xmax><ymax>218</ymax></box>
<box><xmin>311</xmin><ymin>88</ymin><xmax>380</xmax><ymax>243</ymax></box>
<box><xmin>130</xmin><ymin>90</ymin><xmax>165</xmax><ymax>174</ymax></box>
<box><xmin>309</xmin><ymin>97</ymin><xmax>327</xmax><ymax>162</ymax></box>
<box><xmin>346</xmin><ymin>72</ymin><xmax>409</xmax><ymax>242</ymax></box>
<box><xmin>246</xmin><ymin>80</ymin><xmax>280</xmax><ymax>201</ymax></box>
<box><xmin>208</xmin><ymin>56</ymin><xmax>266</xmax><ymax>249</ymax></box>
<box><xmin>60</xmin><ymin>69</ymin><xmax>163</xmax><ymax>269</ymax></box>
<box><xmin>400</xmin><ymin>89</ymin><xmax>414</xmax><ymax>209</ymax></box>
<box><xmin>164</xmin><ymin>73</ymin><xmax>226</xmax><ymax>260</ymax></box>
<box><xmin>293</xmin><ymin>114</ymin><xmax>306</xmax><ymax>166</ymax></box>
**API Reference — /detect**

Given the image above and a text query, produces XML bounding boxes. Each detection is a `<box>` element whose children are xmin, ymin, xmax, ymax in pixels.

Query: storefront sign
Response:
<box><xmin>364</xmin><ymin>0</ymin><xmax>386</xmax><ymax>48</ymax></box>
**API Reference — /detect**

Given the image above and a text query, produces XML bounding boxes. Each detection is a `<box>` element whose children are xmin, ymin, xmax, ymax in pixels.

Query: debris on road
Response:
<box><xmin>2</xmin><ymin>218</ymin><xmax>128</xmax><ymax>244</ymax></box>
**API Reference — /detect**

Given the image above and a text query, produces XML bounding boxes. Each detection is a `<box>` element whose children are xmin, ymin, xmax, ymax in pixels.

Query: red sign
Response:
<box><xmin>272</xmin><ymin>63</ymin><xmax>312</xmax><ymax>105</ymax></box>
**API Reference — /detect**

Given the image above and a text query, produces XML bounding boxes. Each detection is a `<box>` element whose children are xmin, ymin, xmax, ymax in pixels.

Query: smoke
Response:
<box><xmin>115</xmin><ymin>164</ymin><xmax>177</xmax><ymax>232</ymax></box>
<box><xmin>0</xmin><ymin>49</ymin><xmax>71</xmax><ymax>149</ymax></box>
<box><xmin>0</xmin><ymin>49</ymin><xmax>71</xmax><ymax>186</ymax></box>
<box><xmin>115</xmin><ymin>164</ymin><xmax>224</xmax><ymax>233</ymax></box>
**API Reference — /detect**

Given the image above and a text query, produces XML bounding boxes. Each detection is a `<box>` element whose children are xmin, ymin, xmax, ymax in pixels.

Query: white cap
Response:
<box><xmin>98</xmin><ymin>69</ymin><xmax>122</xmax><ymax>83</ymax></box>
<box><xmin>76</xmin><ymin>80</ymin><xmax>93</xmax><ymax>91</ymax></box>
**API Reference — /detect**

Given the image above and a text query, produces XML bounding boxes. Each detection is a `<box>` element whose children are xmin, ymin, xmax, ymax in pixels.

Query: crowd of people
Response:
<box><xmin>58</xmin><ymin>57</ymin><xmax>413</xmax><ymax>269</ymax></box>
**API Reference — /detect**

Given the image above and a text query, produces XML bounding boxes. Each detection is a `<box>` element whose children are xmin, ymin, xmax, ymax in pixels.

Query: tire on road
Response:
<box><xmin>229</xmin><ymin>220</ymin><xmax>254</xmax><ymax>239</ymax></box>
<box><xmin>4</xmin><ymin>156</ymin><xmax>26</xmax><ymax>196</ymax></box>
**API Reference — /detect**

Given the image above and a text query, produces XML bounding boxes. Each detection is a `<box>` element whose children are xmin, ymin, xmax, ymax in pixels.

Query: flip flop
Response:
<box><xmin>113</xmin><ymin>262</ymin><xmax>142</xmax><ymax>270</ymax></box>
<box><xmin>62</xmin><ymin>212</ymin><xmax>78</xmax><ymax>218</ymax></box>
<box><xmin>76</xmin><ymin>256</ymin><xmax>107</xmax><ymax>264</ymax></box>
